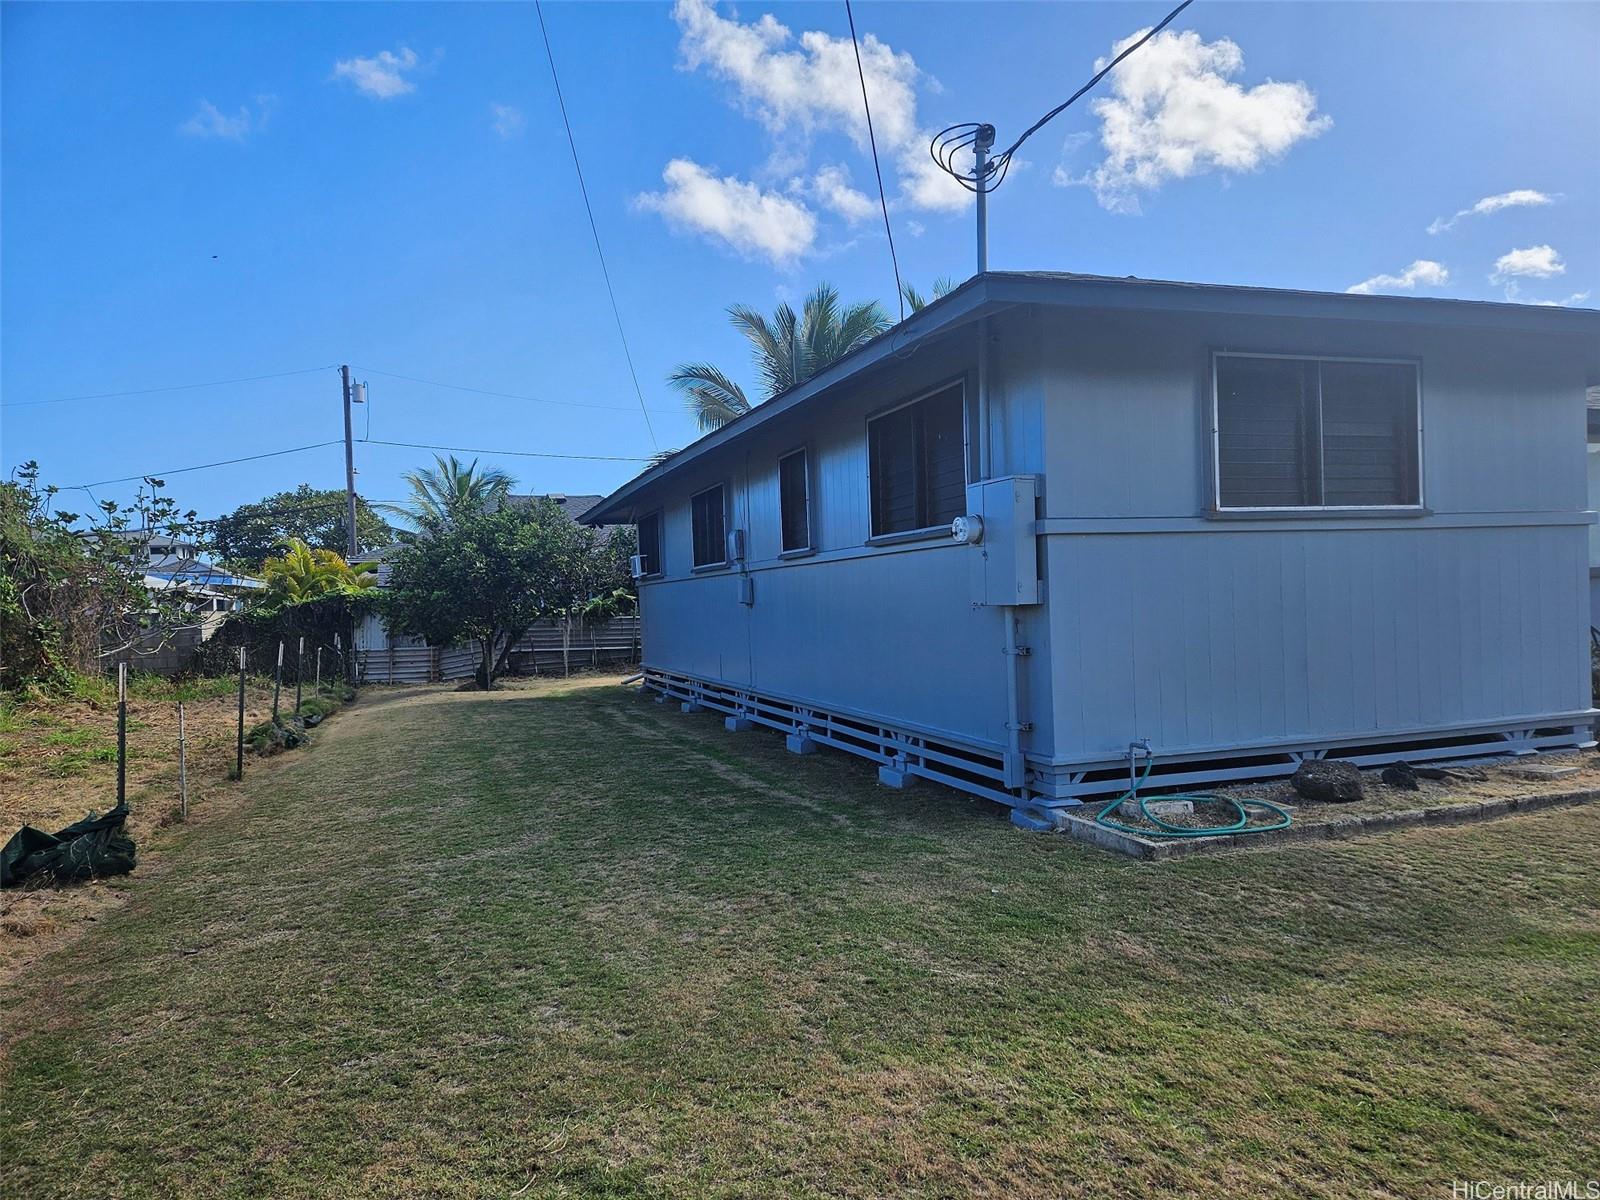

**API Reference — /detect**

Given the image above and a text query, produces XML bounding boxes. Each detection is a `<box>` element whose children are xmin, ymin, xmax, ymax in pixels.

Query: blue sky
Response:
<box><xmin>3</xmin><ymin>1</ymin><xmax>1596</xmax><ymax>527</ymax></box>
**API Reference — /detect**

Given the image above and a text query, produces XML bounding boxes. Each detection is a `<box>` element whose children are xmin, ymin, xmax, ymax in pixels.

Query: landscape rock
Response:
<box><xmin>1291</xmin><ymin>759</ymin><xmax>1364</xmax><ymax>803</ymax></box>
<box><xmin>1381</xmin><ymin>762</ymin><xmax>1420</xmax><ymax>790</ymax></box>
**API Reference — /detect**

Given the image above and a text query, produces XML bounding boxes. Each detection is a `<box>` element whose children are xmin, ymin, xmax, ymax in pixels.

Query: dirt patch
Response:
<box><xmin>1071</xmin><ymin>750</ymin><xmax>1600</xmax><ymax>856</ymax></box>
<box><xmin>1221</xmin><ymin>750</ymin><xmax>1600</xmax><ymax>827</ymax></box>
<box><xmin>0</xmin><ymin>679</ymin><xmax>336</xmax><ymax>989</ymax></box>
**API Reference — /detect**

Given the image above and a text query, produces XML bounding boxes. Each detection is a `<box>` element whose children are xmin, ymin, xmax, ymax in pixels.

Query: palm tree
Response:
<box><xmin>901</xmin><ymin>277</ymin><xmax>957</xmax><ymax>313</ymax></box>
<box><xmin>669</xmin><ymin>283</ymin><xmax>891</xmax><ymax>432</ymax></box>
<box><xmin>385</xmin><ymin>455</ymin><xmax>515</xmax><ymax>531</ymax></box>
<box><xmin>260</xmin><ymin>538</ymin><xmax>376</xmax><ymax>604</ymax></box>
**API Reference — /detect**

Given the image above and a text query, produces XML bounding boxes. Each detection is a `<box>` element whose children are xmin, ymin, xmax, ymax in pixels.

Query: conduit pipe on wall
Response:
<box><xmin>977</xmin><ymin>315</ymin><xmax>1030</xmax><ymax>796</ymax></box>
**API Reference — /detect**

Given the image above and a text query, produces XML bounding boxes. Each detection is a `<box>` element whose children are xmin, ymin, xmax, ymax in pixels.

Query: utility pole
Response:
<box><xmin>973</xmin><ymin>124</ymin><xmax>995</xmax><ymax>275</ymax></box>
<box><xmin>341</xmin><ymin>364</ymin><xmax>359</xmax><ymax>560</ymax></box>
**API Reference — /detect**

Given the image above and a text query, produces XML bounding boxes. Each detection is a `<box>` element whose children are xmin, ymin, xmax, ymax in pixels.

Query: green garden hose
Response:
<box><xmin>1094</xmin><ymin>745</ymin><xmax>1293</xmax><ymax>839</ymax></box>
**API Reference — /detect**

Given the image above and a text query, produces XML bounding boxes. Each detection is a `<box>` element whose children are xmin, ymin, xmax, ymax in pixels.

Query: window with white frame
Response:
<box><xmin>1213</xmin><ymin>354</ymin><xmax>1421</xmax><ymax>510</ymax></box>
<box><xmin>690</xmin><ymin>484</ymin><xmax>727</xmax><ymax>567</ymax></box>
<box><xmin>778</xmin><ymin>448</ymin><xmax>811</xmax><ymax>552</ymax></box>
<box><xmin>868</xmin><ymin>382</ymin><xmax>966</xmax><ymax>536</ymax></box>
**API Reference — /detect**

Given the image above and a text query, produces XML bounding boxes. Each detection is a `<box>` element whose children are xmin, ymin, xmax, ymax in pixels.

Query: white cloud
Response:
<box><xmin>180</xmin><ymin>96</ymin><xmax>274</xmax><ymax>141</ymax></box>
<box><xmin>1491</xmin><ymin>244</ymin><xmax>1565</xmax><ymax>283</ymax></box>
<box><xmin>1532</xmin><ymin>291</ymin><xmax>1591</xmax><ymax>308</ymax></box>
<box><xmin>1346</xmin><ymin>260</ymin><xmax>1450</xmax><ymax>295</ymax></box>
<box><xmin>636</xmin><ymin>158</ymin><xmax>817</xmax><ymax>265</ymax></box>
<box><xmin>333</xmin><ymin>47</ymin><xmax>421</xmax><ymax>99</ymax></box>
<box><xmin>490</xmin><ymin>102</ymin><xmax>525</xmax><ymax>139</ymax></box>
<box><xmin>803</xmin><ymin>164</ymin><xmax>876</xmax><ymax>223</ymax></box>
<box><xmin>1428</xmin><ymin>189</ymin><xmax>1554</xmax><ymax>235</ymax></box>
<box><xmin>669</xmin><ymin>0</ymin><xmax>968</xmax><ymax>216</ymax></box>
<box><xmin>1066</xmin><ymin>28</ymin><xmax>1329</xmax><ymax>213</ymax></box>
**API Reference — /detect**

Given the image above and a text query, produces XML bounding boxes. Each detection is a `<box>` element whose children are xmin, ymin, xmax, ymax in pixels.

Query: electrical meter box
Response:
<box><xmin>965</xmin><ymin>475</ymin><xmax>1040</xmax><ymax>606</ymax></box>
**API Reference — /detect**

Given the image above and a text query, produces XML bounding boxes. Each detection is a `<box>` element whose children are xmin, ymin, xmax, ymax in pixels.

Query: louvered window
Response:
<box><xmin>1214</xmin><ymin>355</ymin><xmax>1419</xmax><ymax>509</ymax></box>
<box><xmin>690</xmin><ymin>485</ymin><xmax>727</xmax><ymax>568</ymax></box>
<box><xmin>869</xmin><ymin>383</ymin><xmax>967</xmax><ymax>536</ymax></box>
<box><xmin>778</xmin><ymin>448</ymin><xmax>811</xmax><ymax>552</ymax></box>
<box><xmin>636</xmin><ymin>512</ymin><xmax>662</xmax><ymax>576</ymax></box>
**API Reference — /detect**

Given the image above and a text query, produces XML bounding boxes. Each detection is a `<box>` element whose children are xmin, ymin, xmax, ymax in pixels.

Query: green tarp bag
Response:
<box><xmin>0</xmin><ymin>803</ymin><xmax>136</xmax><ymax>888</ymax></box>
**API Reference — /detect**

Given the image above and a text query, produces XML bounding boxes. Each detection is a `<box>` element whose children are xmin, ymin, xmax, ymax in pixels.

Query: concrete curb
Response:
<box><xmin>1056</xmin><ymin>786</ymin><xmax>1600</xmax><ymax>861</ymax></box>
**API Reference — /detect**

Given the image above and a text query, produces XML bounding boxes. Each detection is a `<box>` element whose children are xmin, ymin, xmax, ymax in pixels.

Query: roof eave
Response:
<box><xmin>587</xmin><ymin>272</ymin><xmax>1600</xmax><ymax>525</ymax></box>
<box><xmin>584</xmin><ymin>276</ymin><xmax>1003</xmax><ymax>525</ymax></box>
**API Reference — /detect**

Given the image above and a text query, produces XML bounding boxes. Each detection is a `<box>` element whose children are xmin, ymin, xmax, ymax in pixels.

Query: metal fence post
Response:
<box><xmin>177</xmin><ymin>701</ymin><xmax>188</xmax><ymax>821</ymax></box>
<box><xmin>272</xmin><ymin>641</ymin><xmax>284</xmax><ymax>722</ymax></box>
<box><xmin>116</xmin><ymin>663</ymin><xmax>127</xmax><ymax>808</ymax></box>
<box><xmin>235</xmin><ymin>647</ymin><xmax>246</xmax><ymax>780</ymax></box>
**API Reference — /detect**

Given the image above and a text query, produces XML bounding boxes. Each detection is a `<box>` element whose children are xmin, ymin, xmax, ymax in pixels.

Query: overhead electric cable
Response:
<box><xmin>930</xmin><ymin>0</ymin><xmax>1194</xmax><ymax>194</ymax></box>
<box><xmin>2</xmin><ymin>365</ymin><xmax>338</xmax><ymax>409</ymax></box>
<box><xmin>535</xmin><ymin>0</ymin><xmax>659</xmax><ymax>449</ymax></box>
<box><xmin>350</xmin><ymin>366</ymin><xmax>675</xmax><ymax>413</ymax></box>
<box><xmin>361</xmin><ymin>438</ymin><xmax>651</xmax><ymax>463</ymax></box>
<box><xmin>844</xmin><ymin>0</ymin><xmax>905</xmax><ymax>321</ymax></box>
<box><xmin>62</xmin><ymin>441</ymin><xmax>345</xmax><ymax>490</ymax></box>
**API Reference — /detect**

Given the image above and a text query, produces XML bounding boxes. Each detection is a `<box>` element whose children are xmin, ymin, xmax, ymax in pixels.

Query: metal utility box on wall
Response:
<box><xmin>965</xmin><ymin>475</ymin><xmax>1041</xmax><ymax>606</ymax></box>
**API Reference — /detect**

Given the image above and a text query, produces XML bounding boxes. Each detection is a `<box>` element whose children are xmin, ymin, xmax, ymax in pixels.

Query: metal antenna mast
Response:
<box><xmin>973</xmin><ymin>124</ymin><xmax>995</xmax><ymax>275</ymax></box>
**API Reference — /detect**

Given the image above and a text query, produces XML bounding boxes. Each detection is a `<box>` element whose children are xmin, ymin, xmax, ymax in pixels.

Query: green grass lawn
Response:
<box><xmin>3</xmin><ymin>676</ymin><xmax>1597</xmax><ymax>1198</ymax></box>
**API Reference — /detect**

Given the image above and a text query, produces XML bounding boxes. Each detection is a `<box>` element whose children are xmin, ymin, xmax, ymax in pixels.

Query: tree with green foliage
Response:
<box><xmin>241</xmin><ymin>539</ymin><xmax>378</xmax><ymax>678</ymax></box>
<box><xmin>210</xmin><ymin>485</ymin><xmax>393</xmax><ymax>572</ymax></box>
<box><xmin>668</xmin><ymin>283</ymin><xmax>891</xmax><ymax>432</ymax></box>
<box><xmin>381</xmin><ymin>499</ymin><xmax>631</xmax><ymax>689</ymax></box>
<box><xmin>259</xmin><ymin>538</ymin><xmax>376</xmax><ymax>605</ymax></box>
<box><xmin>1</xmin><ymin>462</ymin><xmax>196</xmax><ymax>690</ymax></box>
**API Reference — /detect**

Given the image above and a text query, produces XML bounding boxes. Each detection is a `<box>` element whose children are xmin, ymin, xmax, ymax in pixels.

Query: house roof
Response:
<box><xmin>145</xmin><ymin>557</ymin><xmax>264</xmax><ymax>590</ymax></box>
<box><xmin>503</xmin><ymin>493</ymin><xmax>607</xmax><ymax>524</ymax></box>
<box><xmin>585</xmin><ymin>270</ymin><xmax>1600</xmax><ymax>526</ymax></box>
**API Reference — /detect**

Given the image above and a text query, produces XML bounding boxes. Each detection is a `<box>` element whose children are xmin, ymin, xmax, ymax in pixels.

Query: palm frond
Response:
<box><xmin>832</xmin><ymin>301</ymin><xmax>891</xmax><ymax>356</ymax></box>
<box><xmin>668</xmin><ymin>362</ymin><xmax>750</xmax><ymax>431</ymax></box>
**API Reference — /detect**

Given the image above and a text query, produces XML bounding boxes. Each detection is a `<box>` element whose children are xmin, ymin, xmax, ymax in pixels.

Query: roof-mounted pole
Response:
<box><xmin>973</xmin><ymin>124</ymin><xmax>995</xmax><ymax>276</ymax></box>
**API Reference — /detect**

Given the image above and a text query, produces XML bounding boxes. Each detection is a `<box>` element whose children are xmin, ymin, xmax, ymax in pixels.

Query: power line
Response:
<box><xmin>360</xmin><ymin>438</ymin><xmax>651</xmax><ymax>463</ymax></box>
<box><xmin>535</xmin><ymin>0</ymin><xmax>659</xmax><ymax>450</ymax></box>
<box><xmin>62</xmin><ymin>441</ymin><xmax>345</xmax><ymax>490</ymax></box>
<box><xmin>930</xmin><ymin>0</ymin><xmax>1195</xmax><ymax>195</ymax></box>
<box><xmin>2</xmin><ymin>365</ymin><xmax>338</xmax><ymax>410</ymax></box>
<box><xmin>845</xmin><ymin>0</ymin><xmax>905</xmax><ymax>322</ymax></box>
<box><xmin>350</xmin><ymin>365</ymin><xmax>676</xmax><ymax>414</ymax></box>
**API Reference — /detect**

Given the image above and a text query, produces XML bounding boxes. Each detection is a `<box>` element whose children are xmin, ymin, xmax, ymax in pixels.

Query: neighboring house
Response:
<box><xmin>354</xmin><ymin>494</ymin><xmax>639</xmax><ymax>682</ymax></box>
<box><xmin>106</xmin><ymin>530</ymin><xmax>265</xmax><ymax>674</ymax></box>
<box><xmin>116</xmin><ymin>530</ymin><xmax>265</xmax><ymax>613</ymax></box>
<box><xmin>586</xmin><ymin>271</ymin><xmax>1600</xmax><ymax>827</ymax></box>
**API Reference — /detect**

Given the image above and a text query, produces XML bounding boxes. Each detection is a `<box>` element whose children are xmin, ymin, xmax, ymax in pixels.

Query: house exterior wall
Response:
<box><xmin>639</xmin><ymin>316</ymin><xmax>1053</xmax><ymax>756</ymax></box>
<box><xmin>1033</xmin><ymin>307</ymin><xmax>1594</xmax><ymax>768</ymax></box>
<box><xmin>627</xmin><ymin>296</ymin><xmax>1595</xmax><ymax>799</ymax></box>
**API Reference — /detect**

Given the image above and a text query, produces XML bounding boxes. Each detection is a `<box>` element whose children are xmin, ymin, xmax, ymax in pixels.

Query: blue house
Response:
<box><xmin>586</xmin><ymin>273</ymin><xmax>1600</xmax><ymax>827</ymax></box>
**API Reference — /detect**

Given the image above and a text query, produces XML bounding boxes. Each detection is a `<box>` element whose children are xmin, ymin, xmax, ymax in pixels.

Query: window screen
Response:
<box><xmin>636</xmin><ymin>512</ymin><xmax>662</xmax><ymax>576</ymax></box>
<box><xmin>778</xmin><ymin>449</ymin><xmax>811</xmax><ymax>552</ymax></box>
<box><xmin>1215</xmin><ymin>356</ymin><xmax>1419</xmax><ymax>509</ymax></box>
<box><xmin>690</xmin><ymin>485</ymin><xmax>727</xmax><ymax>567</ymax></box>
<box><xmin>869</xmin><ymin>383</ymin><xmax>967</xmax><ymax>535</ymax></box>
